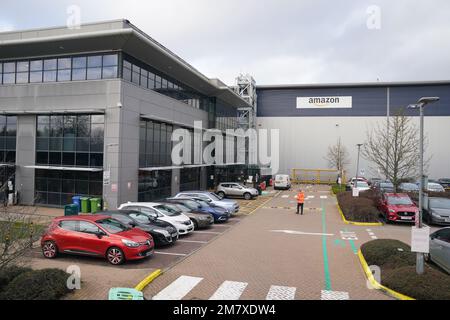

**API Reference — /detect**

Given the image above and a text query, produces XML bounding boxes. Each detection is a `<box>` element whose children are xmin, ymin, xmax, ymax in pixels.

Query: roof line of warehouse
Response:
<box><xmin>256</xmin><ymin>80</ymin><xmax>450</xmax><ymax>89</ymax></box>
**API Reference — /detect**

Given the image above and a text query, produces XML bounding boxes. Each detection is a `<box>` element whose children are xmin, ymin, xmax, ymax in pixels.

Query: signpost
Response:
<box><xmin>411</xmin><ymin>226</ymin><xmax>430</xmax><ymax>254</ymax></box>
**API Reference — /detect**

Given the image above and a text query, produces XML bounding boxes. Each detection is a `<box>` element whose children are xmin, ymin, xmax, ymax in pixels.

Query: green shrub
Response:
<box><xmin>383</xmin><ymin>266</ymin><xmax>450</xmax><ymax>300</ymax></box>
<box><xmin>0</xmin><ymin>266</ymin><xmax>32</xmax><ymax>291</ymax></box>
<box><xmin>0</xmin><ymin>268</ymin><xmax>71</xmax><ymax>300</ymax></box>
<box><xmin>361</xmin><ymin>239</ymin><xmax>414</xmax><ymax>269</ymax></box>
<box><xmin>337</xmin><ymin>191</ymin><xmax>381</xmax><ymax>222</ymax></box>
<box><xmin>331</xmin><ymin>184</ymin><xmax>346</xmax><ymax>194</ymax></box>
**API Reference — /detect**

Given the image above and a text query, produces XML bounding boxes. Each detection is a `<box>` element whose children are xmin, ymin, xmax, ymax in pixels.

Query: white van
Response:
<box><xmin>274</xmin><ymin>174</ymin><xmax>291</xmax><ymax>190</ymax></box>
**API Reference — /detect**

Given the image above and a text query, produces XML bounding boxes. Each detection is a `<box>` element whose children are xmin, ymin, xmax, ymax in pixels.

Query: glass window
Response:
<box><xmin>44</xmin><ymin>59</ymin><xmax>57</xmax><ymax>71</ymax></box>
<box><xmin>62</xmin><ymin>152</ymin><xmax>75</xmax><ymax>166</ymax></box>
<box><xmin>72</xmin><ymin>57</ymin><xmax>86</xmax><ymax>81</ymax></box>
<box><xmin>123</xmin><ymin>66</ymin><xmax>132</xmax><ymax>82</ymax></box>
<box><xmin>3</xmin><ymin>62</ymin><xmax>15</xmax><ymax>73</ymax></box>
<box><xmin>87</xmin><ymin>67</ymin><xmax>102</xmax><ymax>80</ymax></box>
<box><xmin>60</xmin><ymin>221</ymin><xmax>78</xmax><ymax>231</ymax></box>
<box><xmin>2</xmin><ymin>73</ymin><xmax>15</xmax><ymax>84</ymax></box>
<box><xmin>75</xmin><ymin>153</ymin><xmax>89</xmax><ymax>166</ymax></box>
<box><xmin>89</xmin><ymin>153</ymin><xmax>103</xmax><ymax>167</ymax></box>
<box><xmin>30</xmin><ymin>60</ymin><xmax>43</xmax><ymax>71</ymax></box>
<box><xmin>58</xmin><ymin>58</ymin><xmax>71</xmax><ymax>70</ymax></box>
<box><xmin>37</xmin><ymin>116</ymin><xmax>50</xmax><ymax>137</ymax></box>
<box><xmin>30</xmin><ymin>71</ymin><xmax>43</xmax><ymax>83</ymax></box>
<box><xmin>43</xmin><ymin>71</ymin><xmax>57</xmax><ymax>82</ymax></box>
<box><xmin>87</xmin><ymin>56</ymin><xmax>102</xmax><ymax>68</ymax></box>
<box><xmin>72</xmin><ymin>68</ymin><xmax>86</xmax><ymax>81</ymax></box>
<box><xmin>79</xmin><ymin>221</ymin><xmax>100</xmax><ymax>234</ymax></box>
<box><xmin>16</xmin><ymin>72</ymin><xmax>28</xmax><ymax>84</ymax></box>
<box><xmin>57</xmin><ymin>69</ymin><xmax>71</xmax><ymax>81</ymax></box>
<box><xmin>103</xmin><ymin>54</ymin><xmax>118</xmax><ymax>67</ymax></box>
<box><xmin>102</xmin><ymin>66</ymin><xmax>117</xmax><ymax>79</ymax></box>
<box><xmin>73</xmin><ymin>57</ymin><xmax>87</xmax><ymax>69</ymax></box>
<box><xmin>140</xmin><ymin>69</ymin><xmax>148</xmax><ymax>88</ymax></box>
<box><xmin>17</xmin><ymin>61</ymin><xmax>29</xmax><ymax>73</ymax></box>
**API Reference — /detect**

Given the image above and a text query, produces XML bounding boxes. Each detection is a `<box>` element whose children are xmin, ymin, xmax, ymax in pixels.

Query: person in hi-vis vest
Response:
<box><xmin>296</xmin><ymin>190</ymin><xmax>305</xmax><ymax>215</ymax></box>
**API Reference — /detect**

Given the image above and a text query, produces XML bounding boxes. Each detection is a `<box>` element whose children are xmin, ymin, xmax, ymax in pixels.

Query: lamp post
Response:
<box><xmin>407</xmin><ymin>96</ymin><xmax>439</xmax><ymax>275</ymax></box>
<box><xmin>356</xmin><ymin>143</ymin><xmax>363</xmax><ymax>181</ymax></box>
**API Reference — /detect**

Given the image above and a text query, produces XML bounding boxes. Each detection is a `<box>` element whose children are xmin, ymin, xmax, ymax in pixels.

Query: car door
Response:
<box><xmin>431</xmin><ymin>229</ymin><xmax>450</xmax><ymax>271</ymax></box>
<box><xmin>55</xmin><ymin>220</ymin><xmax>80</xmax><ymax>252</ymax></box>
<box><xmin>77</xmin><ymin>221</ymin><xmax>108</xmax><ymax>256</ymax></box>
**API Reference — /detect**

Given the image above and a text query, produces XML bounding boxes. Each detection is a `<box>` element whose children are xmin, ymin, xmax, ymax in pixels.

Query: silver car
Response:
<box><xmin>216</xmin><ymin>183</ymin><xmax>258</xmax><ymax>200</ymax></box>
<box><xmin>426</xmin><ymin>227</ymin><xmax>450</xmax><ymax>274</ymax></box>
<box><xmin>174</xmin><ymin>191</ymin><xmax>240</xmax><ymax>214</ymax></box>
<box><xmin>424</xmin><ymin>197</ymin><xmax>450</xmax><ymax>225</ymax></box>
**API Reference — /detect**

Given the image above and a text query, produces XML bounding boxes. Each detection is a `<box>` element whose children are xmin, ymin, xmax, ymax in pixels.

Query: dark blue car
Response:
<box><xmin>165</xmin><ymin>198</ymin><xmax>230</xmax><ymax>222</ymax></box>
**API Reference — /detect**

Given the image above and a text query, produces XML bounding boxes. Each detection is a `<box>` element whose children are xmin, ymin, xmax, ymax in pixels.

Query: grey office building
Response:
<box><xmin>0</xmin><ymin>20</ymin><xmax>251</xmax><ymax>208</ymax></box>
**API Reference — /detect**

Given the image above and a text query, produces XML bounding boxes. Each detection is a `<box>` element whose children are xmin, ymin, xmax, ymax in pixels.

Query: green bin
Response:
<box><xmin>64</xmin><ymin>204</ymin><xmax>79</xmax><ymax>216</ymax></box>
<box><xmin>80</xmin><ymin>197</ymin><xmax>90</xmax><ymax>214</ymax></box>
<box><xmin>90</xmin><ymin>198</ymin><xmax>102</xmax><ymax>213</ymax></box>
<box><xmin>108</xmin><ymin>287</ymin><xmax>144</xmax><ymax>300</ymax></box>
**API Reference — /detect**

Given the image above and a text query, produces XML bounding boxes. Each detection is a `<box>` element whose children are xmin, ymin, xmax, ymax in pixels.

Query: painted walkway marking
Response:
<box><xmin>270</xmin><ymin>230</ymin><xmax>334</xmax><ymax>237</ymax></box>
<box><xmin>321</xmin><ymin>200</ymin><xmax>332</xmax><ymax>291</ymax></box>
<box><xmin>177</xmin><ymin>239</ymin><xmax>208</xmax><ymax>244</ymax></box>
<box><xmin>193</xmin><ymin>230</ymin><xmax>222</xmax><ymax>234</ymax></box>
<box><xmin>320</xmin><ymin>195</ymin><xmax>328</xmax><ymax>199</ymax></box>
<box><xmin>321</xmin><ymin>290</ymin><xmax>350</xmax><ymax>300</ymax></box>
<box><xmin>154</xmin><ymin>251</ymin><xmax>187</xmax><ymax>256</ymax></box>
<box><xmin>266</xmin><ymin>285</ymin><xmax>296</xmax><ymax>300</ymax></box>
<box><xmin>281</xmin><ymin>195</ymin><xmax>289</xmax><ymax>198</ymax></box>
<box><xmin>152</xmin><ymin>275</ymin><xmax>203</xmax><ymax>300</ymax></box>
<box><xmin>209</xmin><ymin>281</ymin><xmax>248</xmax><ymax>300</ymax></box>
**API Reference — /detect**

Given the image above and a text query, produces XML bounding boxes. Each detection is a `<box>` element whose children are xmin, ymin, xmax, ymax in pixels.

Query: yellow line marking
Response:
<box><xmin>135</xmin><ymin>269</ymin><xmax>163</xmax><ymax>292</ymax></box>
<box><xmin>357</xmin><ymin>250</ymin><xmax>414</xmax><ymax>300</ymax></box>
<box><xmin>337</xmin><ymin>204</ymin><xmax>383</xmax><ymax>226</ymax></box>
<box><xmin>246</xmin><ymin>191</ymin><xmax>282</xmax><ymax>215</ymax></box>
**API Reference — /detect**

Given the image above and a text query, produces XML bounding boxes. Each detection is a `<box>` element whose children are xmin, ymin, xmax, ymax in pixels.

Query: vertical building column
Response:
<box><xmin>171</xmin><ymin>168</ymin><xmax>180</xmax><ymax>196</ymax></box>
<box><xmin>200</xmin><ymin>166</ymin><xmax>208</xmax><ymax>190</ymax></box>
<box><xmin>15</xmin><ymin>115</ymin><xmax>36</xmax><ymax>205</ymax></box>
<box><xmin>103</xmin><ymin>107</ymin><xmax>121</xmax><ymax>209</ymax></box>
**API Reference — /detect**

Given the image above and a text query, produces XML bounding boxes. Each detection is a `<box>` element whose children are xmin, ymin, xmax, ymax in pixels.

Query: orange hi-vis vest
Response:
<box><xmin>297</xmin><ymin>192</ymin><xmax>305</xmax><ymax>204</ymax></box>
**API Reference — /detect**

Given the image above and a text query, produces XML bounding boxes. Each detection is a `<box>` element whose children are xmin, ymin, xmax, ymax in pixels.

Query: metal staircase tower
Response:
<box><xmin>234</xmin><ymin>74</ymin><xmax>257</xmax><ymax>130</ymax></box>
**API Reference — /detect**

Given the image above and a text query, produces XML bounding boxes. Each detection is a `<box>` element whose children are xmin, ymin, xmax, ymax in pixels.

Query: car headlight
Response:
<box><xmin>389</xmin><ymin>209</ymin><xmax>396</xmax><ymax>213</ymax></box>
<box><xmin>121</xmin><ymin>239</ymin><xmax>140</xmax><ymax>248</ymax></box>
<box><xmin>154</xmin><ymin>228</ymin><xmax>170</xmax><ymax>237</ymax></box>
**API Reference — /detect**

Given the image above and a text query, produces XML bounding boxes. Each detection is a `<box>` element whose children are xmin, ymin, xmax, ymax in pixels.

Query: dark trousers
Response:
<box><xmin>297</xmin><ymin>203</ymin><xmax>304</xmax><ymax>215</ymax></box>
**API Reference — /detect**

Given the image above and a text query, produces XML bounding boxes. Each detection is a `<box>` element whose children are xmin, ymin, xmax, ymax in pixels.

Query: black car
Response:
<box><xmin>101</xmin><ymin>210</ymin><xmax>179</xmax><ymax>247</ymax></box>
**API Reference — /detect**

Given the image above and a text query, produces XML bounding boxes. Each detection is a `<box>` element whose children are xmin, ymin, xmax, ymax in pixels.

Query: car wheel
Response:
<box><xmin>424</xmin><ymin>252</ymin><xmax>431</xmax><ymax>262</ymax></box>
<box><xmin>42</xmin><ymin>241</ymin><xmax>58</xmax><ymax>259</ymax></box>
<box><xmin>244</xmin><ymin>192</ymin><xmax>252</xmax><ymax>200</ymax></box>
<box><xmin>217</xmin><ymin>191</ymin><xmax>225</xmax><ymax>199</ymax></box>
<box><xmin>193</xmin><ymin>220</ymin><xmax>198</xmax><ymax>230</ymax></box>
<box><xmin>107</xmin><ymin>247</ymin><xmax>125</xmax><ymax>265</ymax></box>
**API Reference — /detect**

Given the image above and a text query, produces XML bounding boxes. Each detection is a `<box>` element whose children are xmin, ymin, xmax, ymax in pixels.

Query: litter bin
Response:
<box><xmin>90</xmin><ymin>198</ymin><xmax>102</xmax><ymax>213</ymax></box>
<box><xmin>72</xmin><ymin>196</ymin><xmax>81</xmax><ymax>211</ymax></box>
<box><xmin>80</xmin><ymin>197</ymin><xmax>90</xmax><ymax>214</ymax></box>
<box><xmin>64</xmin><ymin>204</ymin><xmax>79</xmax><ymax>216</ymax></box>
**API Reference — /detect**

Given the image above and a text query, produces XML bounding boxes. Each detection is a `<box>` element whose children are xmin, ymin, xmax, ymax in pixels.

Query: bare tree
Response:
<box><xmin>324</xmin><ymin>138</ymin><xmax>350</xmax><ymax>175</ymax></box>
<box><xmin>0</xmin><ymin>205</ymin><xmax>44</xmax><ymax>271</ymax></box>
<box><xmin>362</xmin><ymin>110</ymin><xmax>429</xmax><ymax>191</ymax></box>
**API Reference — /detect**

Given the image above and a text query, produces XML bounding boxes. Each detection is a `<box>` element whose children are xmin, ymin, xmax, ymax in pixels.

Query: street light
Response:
<box><xmin>407</xmin><ymin>96</ymin><xmax>440</xmax><ymax>275</ymax></box>
<box><xmin>356</xmin><ymin>143</ymin><xmax>363</xmax><ymax>181</ymax></box>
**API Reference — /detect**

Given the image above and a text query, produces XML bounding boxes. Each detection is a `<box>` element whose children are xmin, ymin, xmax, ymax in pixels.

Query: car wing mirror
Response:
<box><xmin>96</xmin><ymin>231</ymin><xmax>105</xmax><ymax>239</ymax></box>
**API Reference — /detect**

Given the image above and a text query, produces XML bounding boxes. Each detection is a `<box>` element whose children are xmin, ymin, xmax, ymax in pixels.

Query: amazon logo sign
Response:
<box><xmin>296</xmin><ymin>96</ymin><xmax>352</xmax><ymax>109</ymax></box>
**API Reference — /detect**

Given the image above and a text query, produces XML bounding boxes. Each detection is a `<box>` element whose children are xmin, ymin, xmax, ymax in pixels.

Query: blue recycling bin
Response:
<box><xmin>72</xmin><ymin>196</ymin><xmax>81</xmax><ymax>211</ymax></box>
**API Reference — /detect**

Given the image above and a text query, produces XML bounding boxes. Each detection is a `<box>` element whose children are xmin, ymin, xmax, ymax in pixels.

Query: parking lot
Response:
<box><xmin>24</xmin><ymin>193</ymin><xmax>276</xmax><ymax>299</ymax></box>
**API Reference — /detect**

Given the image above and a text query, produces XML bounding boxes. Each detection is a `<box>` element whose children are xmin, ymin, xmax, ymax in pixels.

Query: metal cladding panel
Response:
<box><xmin>257</xmin><ymin>84</ymin><xmax>450</xmax><ymax>117</ymax></box>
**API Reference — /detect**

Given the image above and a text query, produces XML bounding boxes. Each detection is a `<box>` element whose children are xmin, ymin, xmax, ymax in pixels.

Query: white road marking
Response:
<box><xmin>154</xmin><ymin>251</ymin><xmax>187</xmax><ymax>256</ymax></box>
<box><xmin>209</xmin><ymin>281</ymin><xmax>248</xmax><ymax>300</ymax></box>
<box><xmin>371</xmin><ymin>236</ymin><xmax>378</xmax><ymax>239</ymax></box>
<box><xmin>210</xmin><ymin>224</ymin><xmax>231</xmax><ymax>228</ymax></box>
<box><xmin>366</xmin><ymin>229</ymin><xmax>372</xmax><ymax>232</ymax></box>
<box><xmin>270</xmin><ymin>230</ymin><xmax>334</xmax><ymax>236</ymax></box>
<box><xmin>368</xmin><ymin>232</ymin><xmax>375</xmax><ymax>236</ymax></box>
<box><xmin>281</xmin><ymin>195</ymin><xmax>289</xmax><ymax>198</ymax></box>
<box><xmin>177</xmin><ymin>239</ymin><xmax>208</xmax><ymax>244</ymax></box>
<box><xmin>193</xmin><ymin>231</ymin><xmax>222</xmax><ymax>234</ymax></box>
<box><xmin>320</xmin><ymin>195</ymin><xmax>328</xmax><ymax>199</ymax></box>
<box><xmin>306</xmin><ymin>195</ymin><xmax>315</xmax><ymax>199</ymax></box>
<box><xmin>266</xmin><ymin>285</ymin><xmax>296</xmax><ymax>300</ymax></box>
<box><xmin>340</xmin><ymin>231</ymin><xmax>358</xmax><ymax>241</ymax></box>
<box><xmin>321</xmin><ymin>290</ymin><xmax>350</xmax><ymax>300</ymax></box>
<box><xmin>152</xmin><ymin>276</ymin><xmax>203</xmax><ymax>300</ymax></box>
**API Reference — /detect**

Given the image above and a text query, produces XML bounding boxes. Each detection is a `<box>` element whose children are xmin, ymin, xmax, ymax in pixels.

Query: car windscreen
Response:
<box><xmin>179</xmin><ymin>200</ymin><xmax>202</xmax><ymax>210</ymax></box>
<box><xmin>356</xmin><ymin>182</ymin><xmax>369</xmax><ymax>188</ymax></box>
<box><xmin>380</xmin><ymin>183</ymin><xmax>394</xmax><ymax>188</ymax></box>
<box><xmin>96</xmin><ymin>218</ymin><xmax>130</xmax><ymax>234</ymax></box>
<box><xmin>401</xmin><ymin>183</ymin><xmax>418</xmax><ymax>190</ymax></box>
<box><xmin>155</xmin><ymin>204</ymin><xmax>181</xmax><ymax>216</ymax></box>
<box><xmin>208</xmin><ymin>192</ymin><xmax>221</xmax><ymax>200</ymax></box>
<box><xmin>430</xmin><ymin>198</ymin><xmax>450</xmax><ymax>209</ymax></box>
<box><xmin>387</xmin><ymin>197</ymin><xmax>413</xmax><ymax>206</ymax></box>
<box><xmin>171</xmin><ymin>203</ymin><xmax>191</xmax><ymax>213</ymax></box>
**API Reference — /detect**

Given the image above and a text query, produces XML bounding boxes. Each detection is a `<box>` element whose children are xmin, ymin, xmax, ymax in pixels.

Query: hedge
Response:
<box><xmin>0</xmin><ymin>268</ymin><xmax>72</xmax><ymax>300</ymax></box>
<box><xmin>361</xmin><ymin>239</ymin><xmax>450</xmax><ymax>300</ymax></box>
<box><xmin>336</xmin><ymin>190</ymin><xmax>381</xmax><ymax>223</ymax></box>
<box><xmin>0</xmin><ymin>266</ymin><xmax>32</xmax><ymax>291</ymax></box>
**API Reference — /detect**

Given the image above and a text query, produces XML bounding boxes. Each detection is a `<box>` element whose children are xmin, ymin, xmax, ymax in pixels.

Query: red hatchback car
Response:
<box><xmin>378</xmin><ymin>193</ymin><xmax>418</xmax><ymax>223</ymax></box>
<box><xmin>41</xmin><ymin>215</ymin><xmax>154</xmax><ymax>265</ymax></box>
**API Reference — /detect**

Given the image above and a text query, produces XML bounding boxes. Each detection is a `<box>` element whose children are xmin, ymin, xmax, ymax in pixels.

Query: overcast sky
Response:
<box><xmin>1</xmin><ymin>0</ymin><xmax>449</xmax><ymax>86</ymax></box>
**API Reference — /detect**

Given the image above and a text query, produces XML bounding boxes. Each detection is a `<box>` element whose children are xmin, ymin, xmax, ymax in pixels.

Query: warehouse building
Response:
<box><xmin>256</xmin><ymin>81</ymin><xmax>450</xmax><ymax>181</ymax></box>
<box><xmin>0</xmin><ymin>19</ymin><xmax>251</xmax><ymax>208</ymax></box>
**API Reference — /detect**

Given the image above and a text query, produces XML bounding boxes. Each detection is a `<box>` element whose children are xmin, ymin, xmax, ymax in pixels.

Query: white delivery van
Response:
<box><xmin>274</xmin><ymin>174</ymin><xmax>291</xmax><ymax>190</ymax></box>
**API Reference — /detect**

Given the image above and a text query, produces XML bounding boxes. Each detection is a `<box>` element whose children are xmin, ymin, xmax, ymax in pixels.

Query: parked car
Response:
<box><xmin>274</xmin><ymin>174</ymin><xmax>291</xmax><ymax>190</ymax></box>
<box><xmin>372</xmin><ymin>181</ymin><xmax>395</xmax><ymax>194</ymax></box>
<box><xmin>174</xmin><ymin>191</ymin><xmax>239</xmax><ymax>214</ymax></box>
<box><xmin>367</xmin><ymin>177</ymin><xmax>383</xmax><ymax>186</ymax></box>
<box><xmin>378</xmin><ymin>193</ymin><xmax>418</xmax><ymax>223</ymax></box>
<box><xmin>216</xmin><ymin>182</ymin><xmax>258</xmax><ymax>200</ymax></box>
<box><xmin>159</xmin><ymin>201</ymin><xmax>214</xmax><ymax>229</ymax></box>
<box><xmin>423</xmin><ymin>197</ymin><xmax>450</xmax><ymax>225</ymax></box>
<box><xmin>346</xmin><ymin>177</ymin><xmax>367</xmax><ymax>190</ymax></box>
<box><xmin>398</xmin><ymin>182</ymin><xmax>420</xmax><ymax>193</ymax></box>
<box><xmin>101</xmin><ymin>210</ymin><xmax>179</xmax><ymax>247</ymax></box>
<box><xmin>426</xmin><ymin>182</ymin><xmax>446</xmax><ymax>193</ymax></box>
<box><xmin>41</xmin><ymin>215</ymin><xmax>154</xmax><ymax>265</ymax></box>
<box><xmin>438</xmin><ymin>178</ymin><xmax>450</xmax><ymax>190</ymax></box>
<box><xmin>166</xmin><ymin>198</ymin><xmax>230</xmax><ymax>223</ymax></box>
<box><xmin>425</xmin><ymin>227</ymin><xmax>450</xmax><ymax>274</ymax></box>
<box><xmin>353</xmin><ymin>181</ymin><xmax>371</xmax><ymax>192</ymax></box>
<box><xmin>118</xmin><ymin>202</ymin><xmax>194</xmax><ymax>235</ymax></box>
